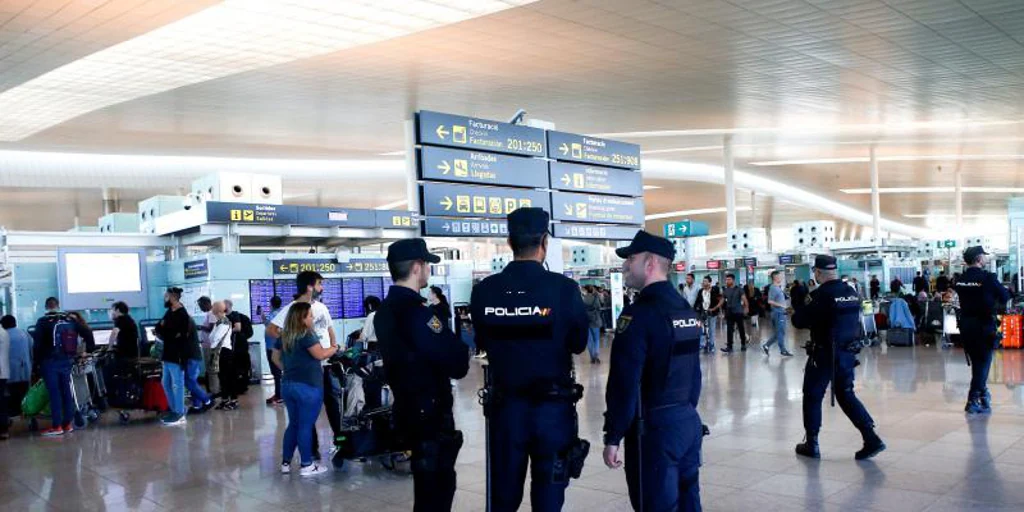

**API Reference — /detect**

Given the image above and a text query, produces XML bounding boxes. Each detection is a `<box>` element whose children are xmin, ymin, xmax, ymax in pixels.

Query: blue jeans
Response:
<box><xmin>588</xmin><ymin>327</ymin><xmax>602</xmax><ymax>359</ymax></box>
<box><xmin>185</xmin><ymin>359</ymin><xmax>210</xmax><ymax>407</ymax></box>
<box><xmin>765</xmin><ymin>310</ymin><xmax>788</xmax><ymax>353</ymax></box>
<box><xmin>162</xmin><ymin>362</ymin><xmax>186</xmax><ymax>416</ymax></box>
<box><xmin>702</xmin><ymin>315</ymin><xmax>717</xmax><ymax>349</ymax></box>
<box><xmin>41</xmin><ymin>359</ymin><xmax>75</xmax><ymax>427</ymax></box>
<box><xmin>282</xmin><ymin>381</ymin><xmax>324</xmax><ymax>466</ymax></box>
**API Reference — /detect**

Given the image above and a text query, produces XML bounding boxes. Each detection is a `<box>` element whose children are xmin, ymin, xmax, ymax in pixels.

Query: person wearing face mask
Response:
<box><xmin>602</xmin><ymin>230</ymin><xmax>704</xmax><ymax>511</ymax></box>
<box><xmin>266</xmin><ymin>271</ymin><xmax>340</xmax><ymax>460</ymax></box>
<box><xmin>153</xmin><ymin>287</ymin><xmax>192</xmax><ymax>426</ymax></box>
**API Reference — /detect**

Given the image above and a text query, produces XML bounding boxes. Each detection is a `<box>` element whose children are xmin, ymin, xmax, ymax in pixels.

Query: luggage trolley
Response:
<box><xmin>100</xmin><ymin>351</ymin><xmax>168</xmax><ymax>424</ymax></box>
<box><xmin>69</xmin><ymin>353</ymin><xmax>104</xmax><ymax>427</ymax></box>
<box><xmin>859</xmin><ymin>300</ymin><xmax>880</xmax><ymax>348</ymax></box>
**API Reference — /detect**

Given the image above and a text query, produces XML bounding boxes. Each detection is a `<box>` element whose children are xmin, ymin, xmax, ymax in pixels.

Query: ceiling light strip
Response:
<box><xmin>752</xmin><ymin>155</ymin><xmax>1024</xmax><ymax>166</ymax></box>
<box><xmin>0</xmin><ymin>0</ymin><xmax>536</xmax><ymax>141</ymax></box>
<box><xmin>645</xmin><ymin>206</ymin><xmax>752</xmax><ymax>221</ymax></box>
<box><xmin>841</xmin><ymin>187</ymin><xmax>1024</xmax><ymax>194</ymax></box>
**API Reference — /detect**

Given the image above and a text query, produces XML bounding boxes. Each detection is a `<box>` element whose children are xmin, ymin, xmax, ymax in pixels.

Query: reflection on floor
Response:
<box><xmin>2</xmin><ymin>325</ymin><xmax>1024</xmax><ymax>511</ymax></box>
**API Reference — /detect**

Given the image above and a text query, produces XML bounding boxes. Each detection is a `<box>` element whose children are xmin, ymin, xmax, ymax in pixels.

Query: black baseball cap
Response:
<box><xmin>963</xmin><ymin>246</ymin><xmax>990</xmax><ymax>263</ymax></box>
<box><xmin>615</xmin><ymin>230</ymin><xmax>675</xmax><ymax>261</ymax></box>
<box><xmin>812</xmin><ymin>255</ymin><xmax>837</xmax><ymax>270</ymax></box>
<box><xmin>507</xmin><ymin>207</ymin><xmax>549</xmax><ymax>237</ymax></box>
<box><xmin>387</xmin><ymin>238</ymin><xmax>440</xmax><ymax>264</ymax></box>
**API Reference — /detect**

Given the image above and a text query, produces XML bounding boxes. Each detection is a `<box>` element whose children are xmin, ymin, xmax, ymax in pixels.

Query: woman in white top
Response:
<box><xmin>358</xmin><ymin>296</ymin><xmax>382</xmax><ymax>347</ymax></box>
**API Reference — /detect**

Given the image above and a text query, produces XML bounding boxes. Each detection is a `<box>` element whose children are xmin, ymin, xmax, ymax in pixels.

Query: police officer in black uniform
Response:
<box><xmin>375</xmin><ymin>238</ymin><xmax>469</xmax><ymax>512</ymax></box>
<box><xmin>793</xmin><ymin>255</ymin><xmax>886</xmax><ymax>460</ymax></box>
<box><xmin>955</xmin><ymin>246</ymin><xmax>1010</xmax><ymax>414</ymax></box>
<box><xmin>470</xmin><ymin>207</ymin><xmax>589</xmax><ymax>511</ymax></box>
<box><xmin>603</xmin><ymin>230</ymin><xmax>704</xmax><ymax>512</ymax></box>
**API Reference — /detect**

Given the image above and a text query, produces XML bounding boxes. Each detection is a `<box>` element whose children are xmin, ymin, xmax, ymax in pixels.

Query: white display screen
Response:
<box><xmin>64</xmin><ymin>253</ymin><xmax>143</xmax><ymax>294</ymax></box>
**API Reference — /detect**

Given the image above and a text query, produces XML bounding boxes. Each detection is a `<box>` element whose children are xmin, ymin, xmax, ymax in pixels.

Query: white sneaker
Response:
<box><xmin>300</xmin><ymin>463</ymin><xmax>328</xmax><ymax>477</ymax></box>
<box><xmin>281</xmin><ymin>462</ymin><xmax>291</xmax><ymax>474</ymax></box>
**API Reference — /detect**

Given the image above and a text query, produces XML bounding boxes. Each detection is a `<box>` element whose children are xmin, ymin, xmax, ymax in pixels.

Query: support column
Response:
<box><xmin>404</xmin><ymin>119</ymin><xmax>421</xmax><ymax>214</ymax></box>
<box><xmin>101</xmin><ymin>188</ymin><xmax>119</xmax><ymax>215</ymax></box>
<box><xmin>724</xmin><ymin>135</ymin><xmax>736</xmax><ymax>233</ymax></box>
<box><xmin>955</xmin><ymin>167</ymin><xmax>963</xmax><ymax>233</ymax></box>
<box><xmin>870</xmin><ymin>145</ymin><xmax>881</xmax><ymax>239</ymax></box>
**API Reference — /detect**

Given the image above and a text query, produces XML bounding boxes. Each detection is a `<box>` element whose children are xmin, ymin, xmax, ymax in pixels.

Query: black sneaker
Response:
<box><xmin>720</xmin><ymin>347</ymin><xmax>733</xmax><ymax>354</ymax></box>
<box><xmin>761</xmin><ymin>343</ymin><xmax>770</xmax><ymax>356</ymax></box>
<box><xmin>781</xmin><ymin>351</ymin><xmax>794</xmax><ymax>357</ymax></box>
<box><xmin>855</xmin><ymin>436</ymin><xmax>886</xmax><ymax>460</ymax></box>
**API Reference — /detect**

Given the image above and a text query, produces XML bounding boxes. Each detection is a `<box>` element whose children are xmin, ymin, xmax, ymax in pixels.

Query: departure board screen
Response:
<box><xmin>249</xmin><ymin>280</ymin><xmax>276</xmax><ymax>324</ymax></box>
<box><xmin>321</xmin><ymin>278</ymin><xmax>343</xmax><ymax>320</ymax></box>
<box><xmin>383</xmin><ymin>277</ymin><xmax>394</xmax><ymax>298</ymax></box>
<box><xmin>342</xmin><ymin>278</ymin><xmax>365</xmax><ymax>318</ymax></box>
<box><xmin>362</xmin><ymin>277</ymin><xmax>384</xmax><ymax>303</ymax></box>
<box><xmin>274</xmin><ymin>279</ymin><xmax>298</xmax><ymax>302</ymax></box>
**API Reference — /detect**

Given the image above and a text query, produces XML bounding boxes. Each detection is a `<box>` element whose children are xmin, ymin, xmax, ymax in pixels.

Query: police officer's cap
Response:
<box><xmin>963</xmin><ymin>245</ymin><xmax>990</xmax><ymax>263</ymax></box>
<box><xmin>387</xmin><ymin>238</ymin><xmax>440</xmax><ymax>264</ymax></box>
<box><xmin>812</xmin><ymin>254</ymin><xmax>837</xmax><ymax>270</ymax></box>
<box><xmin>615</xmin><ymin>230</ymin><xmax>675</xmax><ymax>261</ymax></box>
<box><xmin>507</xmin><ymin>207</ymin><xmax>549</xmax><ymax>237</ymax></box>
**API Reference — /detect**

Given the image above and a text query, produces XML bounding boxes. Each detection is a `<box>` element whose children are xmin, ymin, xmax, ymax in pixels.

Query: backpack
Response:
<box><xmin>52</xmin><ymin>315</ymin><xmax>79</xmax><ymax>357</ymax></box>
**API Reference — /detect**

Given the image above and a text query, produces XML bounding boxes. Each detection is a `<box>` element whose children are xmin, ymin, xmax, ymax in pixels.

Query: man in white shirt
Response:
<box><xmin>266</xmin><ymin>271</ymin><xmax>340</xmax><ymax>459</ymax></box>
<box><xmin>680</xmin><ymin>273</ymin><xmax>699</xmax><ymax>308</ymax></box>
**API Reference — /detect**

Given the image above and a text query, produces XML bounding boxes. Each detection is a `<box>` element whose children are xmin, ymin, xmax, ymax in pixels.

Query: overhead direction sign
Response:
<box><xmin>417</xmin><ymin>110</ymin><xmax>546</xmax><ymax>157</ymax></box>
<box><xmin>663</xmin><ymin>220</ymin><xmax>710</xmax><ymax>238</ymax></box>
<box><xmin>423</xmin><ymin>218</ymin><xmax>510</xmax><ymax>238</ymax></box>
<box><xmin>553</xmin><ymin>223</ymin><xmax>639</xmax><ymax>241</ymax></box>
<box><xmin>420</xmin><ymin>182</ymin><xmax>550</xmax><ymax>218</ymax></box>
<box><xmin>546</xmin><ymin>131</ymin><xmax>641</xmax><ymax>169</ymax></box>
<box><xmin>548</xmin><ymin>161</ymin><xmax>643</xmax><ymax>196</ymax></box>
<box><xmin>550</xmin><ymin>191</ymin><xmax>644</xmax><ymax>225</ymax></box>
<box><xmin>418</xmin><ymin>146</ymin><xmax>548</xmax><ymax>188</ymax></box>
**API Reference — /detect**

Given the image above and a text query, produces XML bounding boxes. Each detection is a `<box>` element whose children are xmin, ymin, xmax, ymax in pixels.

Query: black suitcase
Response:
<box><xmin>887</xmin><ymin>327</ymin><xmax>914</xmax><ymax>347</ymax></box>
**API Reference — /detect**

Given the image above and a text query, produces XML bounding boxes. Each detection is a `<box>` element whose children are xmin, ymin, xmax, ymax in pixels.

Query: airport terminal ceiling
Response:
<box><xmin>2</xmin><ymin>0</ymin><xmax>1024</xmax><ymax>239</ymax></box>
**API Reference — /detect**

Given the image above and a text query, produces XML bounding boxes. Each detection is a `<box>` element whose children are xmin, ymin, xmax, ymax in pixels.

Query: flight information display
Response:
<box><xmin>362</xmin><ymin>277</ymin><xmax>384</xmax><ymax>303</ymax></box>
<box><xmin>249</xmin><ymin>279</ymin><xmax>276</xmax><ymax>324</ymax></box>
<box><xmin>273</xmin><ymin>279</ymin><xmax>298</xmax><ymax>302</ymax></box>
<box><xmin>321</xmin><ymin>278</ymin><xmax>344</xmax><ymax>320</ymax></box>
<box><xmin>342</xmin><ymin>278</ymin><xmax>365</xmax><ymax>318</ymax></box>
<box><xmin>383</xmin><ymin>277</ymin><xmax>394</xmax><ymax>298</ymax></box>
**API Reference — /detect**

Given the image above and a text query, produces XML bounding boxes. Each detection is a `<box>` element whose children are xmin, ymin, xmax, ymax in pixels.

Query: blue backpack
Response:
<box><xmin>52</xmin><ymin>314</ymin><xmax>80</xmax><ymax>358</ymax></box>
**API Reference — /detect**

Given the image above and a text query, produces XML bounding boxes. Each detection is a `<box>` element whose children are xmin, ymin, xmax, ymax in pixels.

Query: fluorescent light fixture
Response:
<box><xmin>642</xmin><ymin>185</ymin><xmax>662</xmax><ymax>190</ymax></box>
<box><xmin>0</xmin><ymin>0</ymin><xmax>536</xmax><ymax>141</ymax></box>
<box><xmin>645</xmin><ymin>206</ymin><xmax>752</xmax><ymax>221</ymax></box>
<box><xmin>593</xmin><ymin>119</ymin><xmax>1020</xmax><ymax>139</ymax></box>
<box><xmin>703</xmin><ymin>233</ymin><xmax>728</xmax><ymax>240</ymax></box>
<box><xmin>379</xmin><ymin>150</ymin><xmax>407</xmax><ymax>157</ymax></box>
<box><xmin>375</xmin><ymin>200</ymin><xmax>408</xmax><ymax>210</ymax></box>
<box><xmin>751</xmin><ymin>154</ymin><xmax>1024</xmax><ymax>166</ymax></box>
<box><xmin>903</xmin><ymin>214</ymin><xmax>1003</xmax><ymax>219</ymax></box>
<box><xmin>841</xmin><ymin>187</ymin><xmax>1024</xmax><ymax>194</ymax></box>
<box><xmin>642</xmin><ymin>146</ymin><xmax>723</xmax><ymax>155</ymax></box>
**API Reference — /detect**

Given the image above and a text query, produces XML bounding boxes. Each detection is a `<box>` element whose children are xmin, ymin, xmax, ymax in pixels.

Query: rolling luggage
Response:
<box><xmin>887</xmin><ymin>327</ymin><xmax>914</xmax><ymax>347</ymax></box>
<box><xmin>875</xmin><ymin>312</ymin><xmax>889</xmax><ymax>330</ymax></box>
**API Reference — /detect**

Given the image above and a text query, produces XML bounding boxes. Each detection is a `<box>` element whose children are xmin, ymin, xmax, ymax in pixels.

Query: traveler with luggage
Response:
<box><xmin>793</xmin><ymin>256</ymin><xmax>885</xmax><ymax>460</ymax></box>
<box><xmin>470</xmin><ymin>208</ymin><xmax>589</xmax><ymax>512</ymax></box>
<box><xmin>603</xmin><ymin>230</ymin><xmax>704</xmax><ymax>511</ymax></box>
<box><xmin>207</xmin><ymin>302</ymin><xmax>233</xmax><ymax>410</ymax></box>
<box><xmin>377</xmin><ymin>238</ymin><xmax>469</xmax><ymax>511</ymax></box>
<box><xmin>721</xmin><ymin>274</ymin><xmax>749</xmax><ymax>353</ymax></box>
<box><xmin>761</xmin><ymin>271</ymin><xmax>793</xmax><ymax>357</ymax></box>
<box><xmin>221</xmin><ymin>300</ymin><xmax>253</xmax><ymax>409</ymax></box>
<box><xmin>583</xmin><ymin>285</ymin><xmax>604</xmax><ymax>364</ymax></box>
<box><xmin>273</xmin><ymin>301</ymin><xmax>339</xmax><ymax>477</ymax></box>
<box><xmin>1</xmin><ymin>316</ymin><xmax>32</xmax><ymax>427</ymax></box>
<box><xmin>264</xmin><ymin>295</ymin><xmax>284</xmax><ymax>406</ymax></box>
<box><xmin>693</xmin><ymin>276</ymin><xmax>723</xmax><ymax>351</ymax></box>
<box><xmin>955</xmin><ymin>246</ymin><xmax>1011</xmax><ymax>414</ymax></box>
<box><xmin>33</xmin><ymin>297</ymin><xmax>86</xmax><ymax>435</ymax></box>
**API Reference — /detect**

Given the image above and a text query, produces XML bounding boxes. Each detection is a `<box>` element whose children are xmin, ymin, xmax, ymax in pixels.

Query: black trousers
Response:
<box><xmin>409</xmin><ymin>418</ymin><xmax>461</xmax><ymax>512</ymax></box>
<box><xmin>802</xmin><ymin>351</ymin><xmax>874</xmax><ymax>434</ymax></box>
<box><xmin>265</xmin><ymin>349</ymin><xmax>281</xmax><ymax>398</ymax></box>
<box><xmin>960</xmin><ymin>318</ymin><xmax>997</xmax><ymax>400</ymax></box>
<box><xmin>725</xmin><ymin>313</ymin><xmax>747</xmax><ymax>349</ymax></box>
<box><xmin>624</xmin><ymin>405</ymin><xmax>703</xmax><ymax>512</ymax></box>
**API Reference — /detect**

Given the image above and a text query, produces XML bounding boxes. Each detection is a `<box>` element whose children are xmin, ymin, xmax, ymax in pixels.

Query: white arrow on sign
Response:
<box><xmin>438</xmin><ymin>161</ymin><xmax>451</xmax><ymax>174</ymax></box>
<box><xmin>560</xmin><ymin>174</ymin><xmax>570</xmax><ymax>185</ymax></box>
<box><xmin>563</xmin><ymin>204</ymin><xmax>573</xmax><ymax>216</ymax></box>
<box><xmin>443</xmin><ymin>223</ymin><xmax>450</xmax><ymax>231</ymax></box>
<box><xmin>441</xmin><ymin>196</ymin><xmax>453</xmax><ymax>210</ymax></box>
<box><xmin>559</xmin><ymin>143</ymin><xmax>569</xmax><ymax>155</ymax></box>
<box><xmin>436</xmin><ymin>125</ymin><xmax>449</xmax><ymax>139</ymax></box>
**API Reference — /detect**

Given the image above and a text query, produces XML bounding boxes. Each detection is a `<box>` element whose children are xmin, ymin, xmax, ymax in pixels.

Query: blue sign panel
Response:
<box><xmin>296</xmin><ymin>207</ymin><xmax>377</xmax><ymax>228</ymax></box>
<box><xmin>546</xmin><ymin>131</ymin><xmax>641</xmax><ymax>169</ymax></box>
<box><xmin>417</xmin><ymin>110</ymin><xmax>546</xmax><ymax>157</ymax></box>
<box><xmin>340</xmin><ymin>259</ymin><xmax>389</xmax><ymax>274</ymax></box>
<box><xmin>423</xmin><ymin>218</ymin><xmax>510</xmax><ymax>238</ymax></box>
<box><xmin>375</xmin><ymin>210</ymin><xmax>417</xmax><ymax>230</ymax></box>
<box><xmin>550</xmin><ymin>191</ymin><xmax>644</xmax><ymax>225</ymax></box>
<box><xmin>183</xmin><ymin>259</ymin><xmax>208</xmax><ymax>280</ymax></box>
<box><xmin>552</xmin><ymin>223</ymin><xmax>639</xmax><ymax>241</ymax></box>
<box><xmin>663</xmin><ymin>220</ymin><xmax>710</xmax><ymax>238</ymax></box>
<box><xmin>421</xmin><ymin>182</ymin><xmax>550</xmax><ymax>218</ymax></box>
<box><xmin>548</xmin><ymin>161</ymin><xmax>643</xmax><ymax>196</ymax></box>
<box><xmin>418</xmin><ymin>146</ymin><xmax>548</xmax><ymax>188</ymax></box>
<box><xmin>206</xmin><ymin>202</ymin><xmax>298</xmax><ymax>225</ymax></box>
<box><xmin>273</xmin><ymin>258</ymin><xmax>340</xmax><ymax>275</ymax></box>
<box><xmin>778</xmin><ymin>254</ymin><xmax>796</xmax><ymax>265</ymax></box>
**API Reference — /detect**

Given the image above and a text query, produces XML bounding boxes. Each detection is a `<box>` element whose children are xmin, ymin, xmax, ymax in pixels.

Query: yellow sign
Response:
<box><xmin>242</xmin><ymin>210</ymin><xmax>255</xmax><ymax>221</ymax></box>
<box><xmin>519</xmin><ymin>199</ymin><xmax>532</xmax><ymax>208</ymax></box>
<box><xmin>288</xmin><ymin>263</ymin><xmax>299</xmax><ymax>273</ymax></box>
<box><xmin>230</xmin><ymin>209</ymin><xmax>242</xmax><ymax>221</ymax></box>
<box><xmin>573</xmin><ymin>173</ymin><xmax>585</xmax><ymax>188</ymax></box>
<box><xmin>473</xmin><ymin>196</ymin><xmax>487</xmax><ymax>214</ymax></box>
<box><xmin>489</xmin><ymin>197</ymin><xmax>503</xmax><ymax>215</ymax></box>
<box><xmin>571</xmin><ymin>143</ymin><xmax>583</xmax><ymax>159</ymax></box>
<box><xmin>453</xmin><ymin>125</ymin><xmax>467</xmax><ymax>144</ymax></box>
<box><xmin>457</xmin><ymin>195</ymin><xmax>471</xmax><ymax>213</ymax></box>
<box><xmin>454</xmin><ymin>159</ymin><xmax>469</xmax><ymax>177</ymax></box>
<box><xmin>392</xmin><ymin>215</ymin><xmax>412</xmax><ymax>227</ymax></box>
<box><xmin>504</xmin><ymin>198</ymin><xmax>518</xmax><ymax>214</ymax></box>
<box><xmin>575</xmin><ymin>203</ymin><xmax>587</xmax><ymax>218</ymax></box>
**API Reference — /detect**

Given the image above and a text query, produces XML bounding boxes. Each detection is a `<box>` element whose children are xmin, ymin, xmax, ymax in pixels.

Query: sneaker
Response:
<box><xmin>280</xmin><ymin>462</ymin><xmax>291</xmax><ymax>474</ymax></box>
<box><xmin>760</xmin><ymin>342</ymin><xmax>770</xmax><ymax>356</ymax></box>
<box><xmin>965</xmin><ymin>399</ymin><xmax>986</xmax><ymax>415</ymax></box>
<box><xmin>41</xmin><ymin>427</ymin><xmax>64</xmax><ymax>437</ymax></box>
<box><xmin>720</xmin><ymin>347</ymin><xmax>733</xmax><ymax>354</ymax></box>
<box><xmin>266</xmin><ymin>395</ymin><xmax>280</xmax><ymax>406</ymax></box>
<box><xmin>162</xmin><ymin>414</ymin><xmax>187</xmax><ymax>426</ymax></box>
<box><xmin>300</xmin><ymin>463</ymin><xmax>328</xmax><ymax>477</ymax></box>
<box><xmin>62</xmin><ymin>423</ymin><xmax>74</xmax><ymax>434</ymax></box>
<box><xmin>981</xmin><ymin>389</ymin><xmax>993</xmax><ymax>412</ymax></box>
<box><xmin>781</xmin><ymin>351</ymin><xmax>794</xmax><ymax>357</ymax></box>
<box><xmin>473</xmin><ymin>351</ymin><xmax>488</xmax><ymax>360</ymax></box>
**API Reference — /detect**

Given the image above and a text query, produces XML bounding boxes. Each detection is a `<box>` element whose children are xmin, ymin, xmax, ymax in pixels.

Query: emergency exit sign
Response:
<box><xmin>942</xmin><ymin>240</ymin><xmax>957</xmax><ymax>248</ymax></box>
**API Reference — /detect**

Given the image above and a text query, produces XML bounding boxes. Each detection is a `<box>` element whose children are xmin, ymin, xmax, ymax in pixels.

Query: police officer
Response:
<box><xmin>470</xmin><ymin>207</ymin><xmax>589</xmax><ymax>511</ymax></box>
<box><xmin>793</xmin><ymin>255</ymin><xmax>886</xmax><ymax>460</ymax></box>
<box><xmin>375</xmin><ymin>238</ymin><xmax>469</xmax><ymax>512</ymax></box>
<box><xmin>603</xmin><ymin>230</ymin><xmax>704</xmax><ymax>512</ymax></box>
<box><xmin>955</xmin><ymin>246</ymin><xmax>1010</xmax><ymax>414</ymax></box>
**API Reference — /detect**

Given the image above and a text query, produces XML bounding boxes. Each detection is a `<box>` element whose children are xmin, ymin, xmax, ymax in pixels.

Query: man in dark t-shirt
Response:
<box><xmin>110</xmin><ymin>301</ymin><xmax>139</xmax><ymax>360</ymax></box>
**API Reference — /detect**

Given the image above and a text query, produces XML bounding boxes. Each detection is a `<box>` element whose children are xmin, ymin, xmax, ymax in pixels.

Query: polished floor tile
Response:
<box><xmin>1</xmin><ymin>325</ymin><xmax>1023</xmax><ymax>510</ymax></box>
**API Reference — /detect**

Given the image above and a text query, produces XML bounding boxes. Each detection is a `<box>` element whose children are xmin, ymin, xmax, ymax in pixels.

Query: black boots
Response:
<box><xmin>855</xmin><ymin>428</ymin><xmax>886</xmax><ymax>460</ymax></box>
<box><xmin>795</xmin><ymin>431</ymin><xmax>820</xmax><ymax>459</ymax></box>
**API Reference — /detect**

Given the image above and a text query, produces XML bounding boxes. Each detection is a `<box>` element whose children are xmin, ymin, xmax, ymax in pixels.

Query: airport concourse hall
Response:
<box><xmin>6</xmin><ymin>1</ymin><xmax>1024</xmax><ymax>512</ymax></box>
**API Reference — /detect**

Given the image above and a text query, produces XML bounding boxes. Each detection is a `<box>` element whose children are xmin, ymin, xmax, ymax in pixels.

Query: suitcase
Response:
<box><xmin>875</xmin><ymin>312</ymin><xmax>889</xmax><ymax>330</ymax></box>
<box><xmin>141</xmin><ymin>377</ymin><xmax>168</xmax><ymax>412</ymax></box>
<box><xmin>887</xmin><ymin>327</ymin><xmax>914</xmax><ymax>347</ymax></box>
